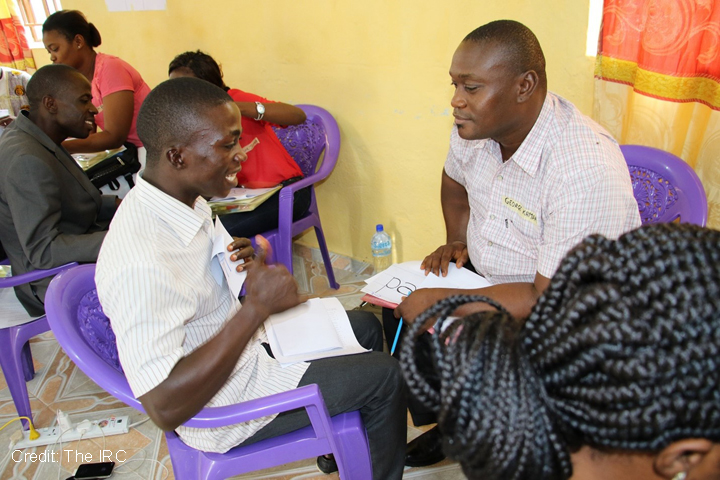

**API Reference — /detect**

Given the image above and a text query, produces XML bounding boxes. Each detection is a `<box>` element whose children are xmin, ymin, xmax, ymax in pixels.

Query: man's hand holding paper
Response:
<box><xmin>243</xmin><ymin>235</ymin><xmax>301</xmax><ymax>319</ymax></box>
<box><xmin>420</xmin><ymin>241</ymin><xmax>469</xmax><ymax>277</ymax></box>
<box><xmin>226</xmin><ymin>236</ymin><xmax>254</xmax><ymax>272</ymax></box>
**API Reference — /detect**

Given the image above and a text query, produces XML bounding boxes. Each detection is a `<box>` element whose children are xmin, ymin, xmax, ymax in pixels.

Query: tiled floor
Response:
<box><xmin>0</xmin><ymin>245</ymin><xmax>464</xmax><ymax>479</ymax></box>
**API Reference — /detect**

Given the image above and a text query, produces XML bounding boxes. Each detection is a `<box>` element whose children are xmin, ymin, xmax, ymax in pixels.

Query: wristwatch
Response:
<box><xmin>255</xmin><ymin>102</ymin><xmax>265</xmax><ymax>121</ymax></box>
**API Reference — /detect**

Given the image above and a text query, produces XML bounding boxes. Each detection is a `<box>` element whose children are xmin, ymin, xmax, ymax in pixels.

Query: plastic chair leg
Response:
<box><xmin>0</xmin><ymin>317</ymin><xmax>50</xmax><ymax>429</ymax></box>
<box><xmin>333</xmin><ymin>412</ymin><xmax>372</xmax><ymax>480</ymax></box>
<box><xmin>165</xmin><ymin>433</ymin><xmax>204</xmax><ymax>480</ymax></box>
<box><xmin>0</xmin><ymin>328</ymin><xmax>33</xmax><ymax>429</ymax></box>
<box><xmin>21</xmin><ymin>342</ymin><xmax>35</xmax><ymax>382</ymax></box>
<box><xmin>313</xmin><ymin>226</ymin><xmax>339</xmax><ymax>290</ymax></box>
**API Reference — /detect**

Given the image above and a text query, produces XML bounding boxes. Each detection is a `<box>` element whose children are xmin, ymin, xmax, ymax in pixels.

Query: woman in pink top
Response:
<box><xmin>42</xmin><ymin>10</ymin><xmax>150</xmax><ymax>158</ymax></box>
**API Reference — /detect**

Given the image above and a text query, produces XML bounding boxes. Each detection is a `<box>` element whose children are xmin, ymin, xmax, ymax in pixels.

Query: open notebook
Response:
<box><xmin>208</xmin><ymin>185</ymin><xmax>281</xmax><ymax>215</ymax></box>
<box><xmin>361</xmin><ymin>260</ymin><xmax>492</xmax><ymax>308</ymax></box>
<box><xmin>264</xmin><ymin>297</ymin><xmax>369</xmax><ymax>366</ymax></box>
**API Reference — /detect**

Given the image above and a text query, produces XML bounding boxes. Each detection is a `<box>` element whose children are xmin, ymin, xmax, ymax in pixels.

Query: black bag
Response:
<box><xmin>84</xmin><ymin>143</ymin><xmax>141</xmax><ymax>191</ymax></box>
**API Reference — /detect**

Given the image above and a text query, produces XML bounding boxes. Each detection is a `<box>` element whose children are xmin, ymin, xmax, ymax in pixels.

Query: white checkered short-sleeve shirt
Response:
<box><xmin>444</xmin><ymin>93</ymin><xmax>640</xmax><ymax>284</ymax></box>
<box><xmin>96</xmin><ymin>174</ymin><xmax>309</xmax><ymax>453</ymax></box>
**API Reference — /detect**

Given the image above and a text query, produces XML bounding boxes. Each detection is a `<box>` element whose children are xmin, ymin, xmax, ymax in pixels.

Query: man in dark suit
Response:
<box><xmin>0</xmin><ymin>64</ymin><xmax>118</xmax><ymax>316</ymax></box>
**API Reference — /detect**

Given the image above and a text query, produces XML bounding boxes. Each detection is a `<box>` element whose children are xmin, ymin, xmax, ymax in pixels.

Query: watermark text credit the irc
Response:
<box><xmin>12</xmin><ymin>449</ymin><xmax>126</xmax><ymax>463</ymax></box>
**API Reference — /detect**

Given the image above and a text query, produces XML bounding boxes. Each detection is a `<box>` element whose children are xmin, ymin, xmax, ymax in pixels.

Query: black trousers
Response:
<box><xmin>242</xmin><ymin>311</ymin><xmax>406</xmax><ymax>480</ymax></box>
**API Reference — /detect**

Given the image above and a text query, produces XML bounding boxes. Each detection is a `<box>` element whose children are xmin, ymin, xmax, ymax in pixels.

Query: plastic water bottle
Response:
<box><xmin>371</xmin><ymin>224</ymin><xmax>392</xmax><ymax>273</ymax></box>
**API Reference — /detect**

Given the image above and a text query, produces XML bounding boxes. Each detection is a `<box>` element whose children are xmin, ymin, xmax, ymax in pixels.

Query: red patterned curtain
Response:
<box><xmin>593</xmin><ymin>0</ymin><xmax>720</xmax><ymax>227</ymax></box>
<box><xmin>0</xmin><ymin>0</ymin><xmax>35</xmax><ymax>71</ymax></box>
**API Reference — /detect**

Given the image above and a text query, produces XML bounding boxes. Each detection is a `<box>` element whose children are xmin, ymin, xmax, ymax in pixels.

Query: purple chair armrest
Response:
<box><xmin>183</xmin><ymin>384</ymin><xmax>326</xmax><ymax>429</ymax></box>
<box><xmin>278</xmin><ymin>172</ymin><xmax>327</xmax><ymax>198</ymax></box>
<box><xmin>0</xmin><ymin>262</ymin><xmax>79</xmax><ymax>288</ymax></box>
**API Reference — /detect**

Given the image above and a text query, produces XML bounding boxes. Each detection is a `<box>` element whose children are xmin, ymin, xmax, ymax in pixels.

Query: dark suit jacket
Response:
<box><xmin>0</xmin><ymin>112</ymin><xmax>118</xmax><ymax>316</ymax></box>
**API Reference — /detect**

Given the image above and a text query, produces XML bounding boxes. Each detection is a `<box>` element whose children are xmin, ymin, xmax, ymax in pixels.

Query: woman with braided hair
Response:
<box><xmin>402</xmin><ymin>223</ymin><xmax>720</xmax><ymax>480</ymax></box>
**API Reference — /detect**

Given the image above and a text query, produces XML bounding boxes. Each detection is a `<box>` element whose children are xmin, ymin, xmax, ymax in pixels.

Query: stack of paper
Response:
<box><xmin>361</xmin><ymin>261</ymin><xmax>492</xmax><ymax>308</ymax></box>
<box><xmin>208</xmin><ymin>186</ymin><xmax>282</xmax><ymax>215</ymax></box>
<box><xmin>264</xmin><ymin>297</ymin><xmax>369</xmax><ymax>365</ymax></box>
<box><xmin>210</xmin><ymin>218</ymin><xmax>247</xmax><ymax>298</ymax></box>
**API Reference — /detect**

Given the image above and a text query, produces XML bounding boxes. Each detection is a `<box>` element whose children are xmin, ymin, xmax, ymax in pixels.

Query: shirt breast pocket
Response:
<box><xmin>505</xmin><ymin>217</ymin><xmax>540</xmax><ymax>255</ymax></box>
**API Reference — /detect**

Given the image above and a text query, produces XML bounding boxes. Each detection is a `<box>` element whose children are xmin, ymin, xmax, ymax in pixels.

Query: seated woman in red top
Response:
<box><xmin>168</xmin><ymin>50</ymin><xmax>311</xmax><ymax>238</ymax></box>
<box><xmin>42</xmin><ymin>10</ymin><xmax>151</xmax><ymax>196</ymax></box>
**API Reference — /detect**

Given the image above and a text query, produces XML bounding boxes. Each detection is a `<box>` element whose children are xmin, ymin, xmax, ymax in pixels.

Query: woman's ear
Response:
<box><xmin>73</xmin><ymin>34</ymin><xmax>85</xmax><ymax>49</ymax></box>
<box><xmin>653</xmin><ymin>439</ymin><xmax>714</xmax><ymax>478</ymax></box>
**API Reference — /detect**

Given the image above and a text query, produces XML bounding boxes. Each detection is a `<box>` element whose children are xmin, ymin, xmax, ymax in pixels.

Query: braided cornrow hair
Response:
<box><xmin>401</xmin><ymin>223</ymin><xmax>720</xmax><ymax>480</ymax></box>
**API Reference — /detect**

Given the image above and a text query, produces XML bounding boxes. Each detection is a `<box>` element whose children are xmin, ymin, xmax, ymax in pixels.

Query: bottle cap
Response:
<box><xmin>376</xmin><ymin>224</ymin><xmax>383</xmax><ymax>232</ymax></box>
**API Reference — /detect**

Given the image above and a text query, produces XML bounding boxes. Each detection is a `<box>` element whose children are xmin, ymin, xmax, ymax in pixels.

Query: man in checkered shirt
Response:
<box><xmin>392</xmin><ymin>20</ymin><xmax>641</xmax><ymax>468</ymax></box>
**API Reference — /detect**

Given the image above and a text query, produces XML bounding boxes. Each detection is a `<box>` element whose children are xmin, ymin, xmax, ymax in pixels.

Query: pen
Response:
<box><xmin>390</xmin><ymin>318</ymin><xmax>403</xmax><ymax>355</ymax></box>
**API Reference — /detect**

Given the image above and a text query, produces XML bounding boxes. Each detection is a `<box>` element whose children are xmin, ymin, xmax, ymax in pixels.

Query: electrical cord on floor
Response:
<box><xmin>128</xmin><ymin>417</ymin><xmax>149</xmax><ymax>429</ymax></box>
<box><xmin>113</xmin><ymin>449</ymin><xmax>169</xmax><ymax>480</ymax></box>
<box><xmin>0</xmin><ymin>417</ymin><xmax>40</xmax><ymax>441</ymax></box>
<box><xmin>55</xmin><ymin>427</ymin><xmax>86</xmax><ymax>480</ymax></box>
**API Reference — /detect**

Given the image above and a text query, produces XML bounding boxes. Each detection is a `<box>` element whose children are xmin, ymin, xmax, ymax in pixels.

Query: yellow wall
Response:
<box><xmin>45</xmin><ymin>0</ymin><xmax>596</xmax><ymax>263</ymax></box>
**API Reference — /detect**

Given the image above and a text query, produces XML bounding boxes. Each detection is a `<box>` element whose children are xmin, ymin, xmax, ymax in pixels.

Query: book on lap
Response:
<box><xmin>264</xmin><ymin>297</ymin><xmax>369</xmax><ymax>366</ymax></box>
<box><xmin>72</xmin><ymin>146</ymin><xmax>127</xmax><ymax>171</ymax></box>
<box><xmin>208</xmin><ymin>185</ymin><xmax>282</xmax><ymax>215</ymax></box>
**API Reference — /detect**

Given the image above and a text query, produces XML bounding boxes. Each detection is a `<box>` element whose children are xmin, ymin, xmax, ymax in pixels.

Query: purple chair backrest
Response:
<box><xmin>273</xmin><ymin>109</ymin><xmax>327</xmax><ymax>178</ymax></box>
<box><xmin>620</xmin><ymin>145</ymin><xmax>708</xmax><ymax>226</ymax></box>
<box><xmin>77</xmin><ymin>289</ymin><xmax>123</xmax><ymax>373</ymax></box>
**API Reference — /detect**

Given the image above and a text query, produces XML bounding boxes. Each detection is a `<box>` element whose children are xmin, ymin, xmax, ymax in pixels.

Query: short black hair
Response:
<box><xmin>168</xmin><ymin>50</ymin><xmax>228</xmax><ymax>91</ymax></box>
<box><xmin>137</xmin><ymin>77</ymin><xmax>233</xmax><ymax>163</ymax></box>
<box><xmin>26</xmin><ymin>64</ymin><xmax>86</xmax><ymax>111</ymax></box>
<box><xmin>403</xmin><ymin>223</ymin><xmax>720</xmax><ymax>480</ymax></box>
<box><xmin>464</xmin><ymin>20</ymin><xmax>546</xmax><ymax>87</ymax></box>
<box><xmin>43</xmin><ymin>10</ymin><xmax>102</xmax><ymax>48</ymax></box>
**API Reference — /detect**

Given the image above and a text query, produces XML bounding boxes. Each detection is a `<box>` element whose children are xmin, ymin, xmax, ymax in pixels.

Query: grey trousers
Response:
<box><xmin>241</xmin><ymin>310</ymin><xmax>406</xmax><ymax>480</ymax></box>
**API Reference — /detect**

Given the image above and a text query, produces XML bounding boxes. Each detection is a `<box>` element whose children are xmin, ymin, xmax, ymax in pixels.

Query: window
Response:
<box><xmin>586</xmin><ymin>0</ymin><xmax>604</xmax><ymax>57</ymax></box>
<box><xmin>15</xmin><ymin>0</ymin><xmax>62</xmax><ymax>47</ymax></box>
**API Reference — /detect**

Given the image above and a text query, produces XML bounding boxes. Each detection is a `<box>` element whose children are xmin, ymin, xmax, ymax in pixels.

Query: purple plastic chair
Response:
<box><xmin>621</xmin><ymin>145</ymin><xmax>708</xmax><ymax>226</ymax></box>
<box><xmin>0</xmin><ymin>254</ymin><xmax>77</xmax><ymax>429</ymax></box>
<box><xmin>269</xmin><ymin>105</ymin><xmax>340</xmax><ymax>289</ymax></box>
<box><xmin>45</xmin><ymin>264</ymin><xmax>372</xmax><ymax>480</ymax></box>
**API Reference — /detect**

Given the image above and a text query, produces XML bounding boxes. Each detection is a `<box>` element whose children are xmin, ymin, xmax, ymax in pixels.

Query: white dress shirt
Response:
<box><xmin>96</xmin><ymin>174</ymin><xmax>308</xmax><ymax>453</ymax></box>
<box><xmin>444</xmin><ymin>92</ymin><xmax>641</xmax><ymax>284</ymax></box>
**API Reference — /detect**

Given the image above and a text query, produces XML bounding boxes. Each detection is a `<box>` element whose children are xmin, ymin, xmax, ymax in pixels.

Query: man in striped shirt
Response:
<box><xmin>96</xmin><ymin>77</ymin><xmax>406</xmax><ymax>479</ymax></box>
<box><xmin>391</xmin><ymin>20</ymin><xmax>641</xmax><ymax>467</ymax></box>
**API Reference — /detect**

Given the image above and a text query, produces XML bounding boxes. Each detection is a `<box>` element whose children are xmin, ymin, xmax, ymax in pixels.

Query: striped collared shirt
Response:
<box><xmin>444</xmin><ymin>92</ymin><xmax>640</xmax><ymax>284</ymax></box>
<box><xmin>96</xmin><ymin>174</ymin><xmax>308</xmax><ymax>453</ymax></box>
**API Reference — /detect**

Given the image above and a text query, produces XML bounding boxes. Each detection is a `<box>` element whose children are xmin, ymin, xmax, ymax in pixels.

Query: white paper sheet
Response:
<box><xmin>211</xmin><ymin>217</ymin><xmax>247</xmax><ymax>298</ymax></box>
<box><xmin>361</xmin><ymin>261</ymin><xmax>492</xmax><ymax>305</ymax></box>
<box><xmin>210</xmin><ymin>186</ymin><xmax>280</xmax><ymax>203</ymax></box>
<box><xmin>264</xmin><ymin>298</ymin><xmax>369</xmax><ymax>365</ymax></box>
<box><xmin>361</xmin><ymin>261</ymin><xmax>425</xmax><ymax>305</ymax></box>
<box><xmin>419</xmin><ymin>263</ymin><xmax>492</xmax><ymax>290</ymax></box>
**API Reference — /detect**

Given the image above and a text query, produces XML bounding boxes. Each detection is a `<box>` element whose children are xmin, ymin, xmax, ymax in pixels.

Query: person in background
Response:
<box><xmin>0</xmin><ymin>66</ymin><xmax>31</xmax><ymax>132</ymax></box>
<box><xmin>168</xmin><ymin>50</ymin><xmax>311</xmax><ymax>238</ymax></box>
<box><xmin>402</xmin><ymin>222</ymin><xmax>720</xmax><ymax>480</ymax></box>
<box><xmin>0</xmin><ymin>64</ymin><xmax>118</xmax><ymax>316</ymax></box>
<box><xmin>42</xmin><ymin>10</ymin><xmax>151</xmax><ymax>196</ymax></box>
